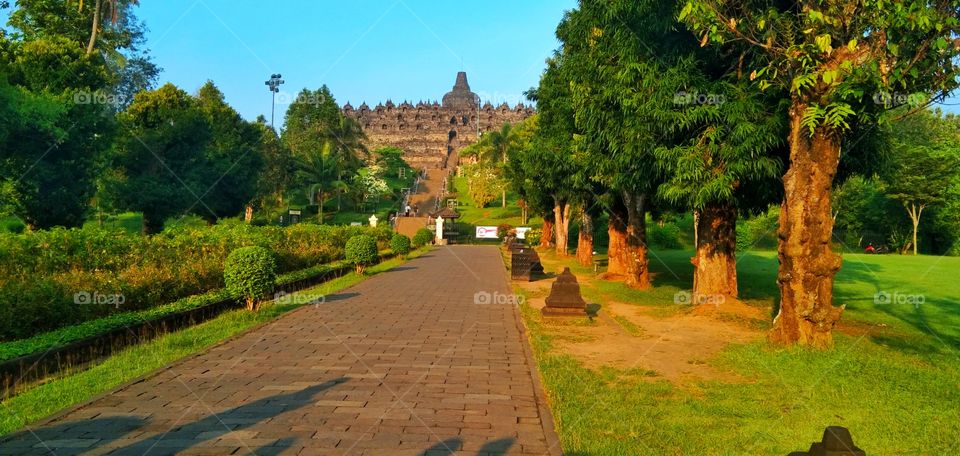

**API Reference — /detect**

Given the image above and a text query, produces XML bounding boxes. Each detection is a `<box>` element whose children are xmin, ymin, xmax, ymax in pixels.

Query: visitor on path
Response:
<box><xmin>405</xmin><ymin>205</ymin><xmax>411</xmax><ymax>217</ymax></box>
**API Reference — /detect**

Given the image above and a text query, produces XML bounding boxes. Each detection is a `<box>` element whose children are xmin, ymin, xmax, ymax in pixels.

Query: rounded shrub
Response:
<box><xmin>412</xmin><ymin>228</ymin><xmax>433</xmax><ymax>248</ymax></box>
<box><xmin>345</xmin><ymin>235</ymin><xmax>379</xmax><ymax>274</ymax></box>
<box><xmin>390</xmin><ymin>233</ymin><xmax>411</xmax><ymax>258</ymax></box>
<box><xmin>224</xmin><ymin>246</ymin><xmax>277</xmax><ymax>311</ymax></box>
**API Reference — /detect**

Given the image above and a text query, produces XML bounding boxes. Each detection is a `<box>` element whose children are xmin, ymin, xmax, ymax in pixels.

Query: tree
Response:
<box><xmin>481</xmin><ymin>123</ymin><xmax>518</xmax><ymax>208</ymax></box>
<box><xmin>254</xmin><ymin>116</ymin><xmax>293</xmax><ymax>208</ymax></box>
<box><xmin>886</xmin><ymin>110</ymin><xmax>960</xmax><ymax>255</ymax></box>
<box><xmin>109</xmin><ymin>83</ymin><xmax>211</xmax><ymax>233</ymax></box>
<box><xmin>325</xmin><ymin>115</ymin><xmax>368</xmax><ymax>210</ymax></box>
<box><xmin>282</xmin><ymin>86</ymin><xmax>341</xmax><ymax>160</ymax></box>
<box><xmin>657</xmin><ymin>80</ymin><xmax>786</xmax><ymax>301</ymax></box>
<box><xmin>194</xmin><ymin>81</ymin><xmax>264</xmax><ymax>221</ymax></box>
<box><xmin>682</xmin><ymin>0</ymin><xmax>960</xmax><ymax>347</ymax></box>
<box><xmin>295</xmin><ymin>144</ymin><xmax>341</xmax><ymax>224</ymax></box>
<box><xmin>561</xmin><ymin>0</ymin><xmax>694</xmax><ymax>288</ymax></box>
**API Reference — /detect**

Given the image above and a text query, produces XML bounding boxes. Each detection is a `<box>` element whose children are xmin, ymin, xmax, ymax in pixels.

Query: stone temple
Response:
<box><xmin>343</xmin><ymin>72</ymin><xmax>535</xmax><ymax>169</ymax></box>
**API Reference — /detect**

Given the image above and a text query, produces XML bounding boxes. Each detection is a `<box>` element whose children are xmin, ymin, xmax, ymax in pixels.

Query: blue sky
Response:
<box><xmin>135</xmin><ymin>0</ymin><xmax>578</xmax><ymax>122</ymax></box>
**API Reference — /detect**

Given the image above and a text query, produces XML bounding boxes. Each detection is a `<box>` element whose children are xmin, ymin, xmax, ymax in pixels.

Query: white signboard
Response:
<box><xmin>516</xmin><ymin>227</ymin><xmax>532</xmax><ymax>240</ymax></box>
<box><xmin>476</xmin><ymin>226</ymin><xmax>499</xmax><ymax>239</ymax></box>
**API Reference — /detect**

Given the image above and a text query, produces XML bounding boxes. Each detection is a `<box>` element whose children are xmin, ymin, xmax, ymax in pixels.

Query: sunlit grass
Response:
<box><xmin>520</xmin><ymin>249</ymin><xmax>960</xmax><ymax>454</ymax></box>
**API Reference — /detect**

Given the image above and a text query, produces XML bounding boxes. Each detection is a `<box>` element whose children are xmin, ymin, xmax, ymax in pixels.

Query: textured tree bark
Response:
<box><xmin>606</xmin><ymin>198</ymin><xmax>629</xmax><ymax>276</ymax></box>
<box><xmin>554</xmin><ymin>201</ymin><xmax>572</xmax><ymax>256</ymax></box>
<box><xmin>577</xmin><ymin>210</ymin><xmax>594</xmax><ymax>267</ymax></box>
<box><xmin>693</xmin><ymin>202</ymin><xmax>738</xmax><ymax>301</ymax></box>
<box><xmin>770</xmin><ymin>104</ymin><xmax>845</xmax><ymax>348</ymax></box>
<box><xmin>540</xmin><ymin>214</ymin><xmax>555</xmax><ymax>249</ymax></box>
<box><xmin>85</xmin><ymin>0</ymin><xmax>102</xmax><ymax>56</ymax></box>
<box><xmin>623</xmin><ymin>191</ymin><xmax>651</xmax><ymax>289</ymax></box>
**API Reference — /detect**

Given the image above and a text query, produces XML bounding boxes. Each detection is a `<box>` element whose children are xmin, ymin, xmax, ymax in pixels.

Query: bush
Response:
<box><xmin>345</xmin><ymin>235</ymin><xmax>379</xmax><ymax>274</ymax></box>
<box><xmin>390</xmin><ymin>234</ymin><xmax>411</xmax><ymax>257</ymax></box>
<box><xmin>525</xmin><ymin>228</ymin><xmax>543</xmax><ymax>246</ymax></box>
<box><xmin>412</xmin><ymin>228</ymin><xmax>433</xmax><ymax>248</ymax></box>
<box><xmin>1</xmin><ymin>218</ymin><xmax>25</xmax><ymax>234</ymax></box>
<box><xmin>224</xmin><ymin>246</ymin><xmax>277</xmax><ymax>311</ymax></box>
<box><xmin>0</xmin><ymin>223</ymin><xmax>390</xmax><ymax>341</ymax></box>
<box><xmin>649</xmin><ymin>223</ymin><xmax>684</xmax><ymax>250</ymax></box>
<box><xmin>497</xmin><ymin>223</ymin><xmax>514</xmax><ymax>239</ymax></box>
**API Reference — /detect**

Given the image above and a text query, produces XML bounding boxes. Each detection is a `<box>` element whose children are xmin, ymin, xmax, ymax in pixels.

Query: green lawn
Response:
<box><xmin>522</xmin><ymin>250</ymin><xmax>960</xmax><ymax>455</ymax></box>
<box><xmin>0</xmin><ymin>248</ymin><xmax>430</xmax><ymax>436</ymax></box>
<box><xmin>450</xmin><ymin>176</ymin><xmax>542</xmax><ymax>228</ymax></box>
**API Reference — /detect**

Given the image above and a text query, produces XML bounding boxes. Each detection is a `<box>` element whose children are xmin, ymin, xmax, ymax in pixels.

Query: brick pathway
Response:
<box><xmin>0</xmin><ymin>246</ymin><xmax>559</xmax><ymax>456</ymax></box>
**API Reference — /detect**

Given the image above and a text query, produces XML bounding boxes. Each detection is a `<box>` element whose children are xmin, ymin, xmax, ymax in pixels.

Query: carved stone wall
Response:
<box><xmin>343</xmin><ymin>72</ymin><xmax>535</xmax><ymax>169</ymax></box>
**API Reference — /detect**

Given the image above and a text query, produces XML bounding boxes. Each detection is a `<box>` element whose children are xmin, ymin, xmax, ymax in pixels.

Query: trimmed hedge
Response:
<box><xmin>0</xmin><ymin>224</ymin><xmax>393</xmax><ymax>341</ymax></box>
<box><xmin>413</xmin><ymin>228</ymin><xmax>433</xmax><ymax>248</ymax></box>
<box><xmin>224</xmin><ymin>247</ymin><xmax>278</xmax><ymax>311</ymax></box>
<box><xmin>390</xmin><ymin>234</ymin><xmax>411</xmax><ymax>257</ymax></box>
<box><xmin>345</xmin><ymin>235</ymin><xmax>379</xmax><ymax>274</ymax></box>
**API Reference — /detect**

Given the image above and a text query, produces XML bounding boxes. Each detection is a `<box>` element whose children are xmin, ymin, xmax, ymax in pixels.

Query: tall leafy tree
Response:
<box><xmin>253</xmin><ymin>115</ymin><xmax>293</xmax><ymax>208</ymax></box>
<box><xmin>885</xmin><ymin>109</ymin><xmax>960</xmax><ymax>255</ymax></box>
<box><xmin>109</xmin><ymin>83</ymin><xmax>211</xmax><ymax>233</ymax></box>
<box><xmin>295</xmin><ymin>143</ymin><xmax>344</xmax><ymax>223</ymax></box>
<box><xmin>194</xmin><ymin>81</ymin><xmax>263</xmax><ymax>220</ymax></box>
<box><xmin>682</xmin><ymin>0</ymin><xmax>960</xmax><ymax>346</ymax></box>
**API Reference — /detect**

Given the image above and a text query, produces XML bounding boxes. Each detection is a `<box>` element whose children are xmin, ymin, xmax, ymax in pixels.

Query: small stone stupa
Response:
<box><xmin>542</xmin><ymin>268</ymin><xmax>587</xmax><ymax>317</ymax></box>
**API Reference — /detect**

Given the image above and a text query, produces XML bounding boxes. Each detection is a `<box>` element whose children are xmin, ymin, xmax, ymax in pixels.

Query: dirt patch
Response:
<box><xmin>522</xmin><ymin>271</ymin><xmax>762</xmax><ymax>384</ymax></box>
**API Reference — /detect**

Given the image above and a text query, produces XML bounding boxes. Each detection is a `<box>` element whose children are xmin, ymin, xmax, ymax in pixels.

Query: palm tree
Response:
<box><xmin>324</xmin><ymin>116</ymin><xmax>369</xmax><ymax>211</ymax></box>
<box><xmin>295</xmin><ymin>144</ymin><xmax>345</xmax><ymax>224</ymax></box>
<box><xmin>482</xmin><ymin>123</ymin><xmax>516</xmax><ymax>207</ymax></box>
<box><xmin>77</xmin><ymin>0</ymin><xmax>138</xmax><ymax>55</ymax></box>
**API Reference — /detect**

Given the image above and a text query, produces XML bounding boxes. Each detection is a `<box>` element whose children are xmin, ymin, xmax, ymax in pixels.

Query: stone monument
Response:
<box><xmin>788</xmin><ymin>427</ymin><xmax>866</xmax><ymax>456</ymax></box>
<box><xmin>542</xmin><ymin>268</ymin><xmax>587</xmax><ymax>317</ymax></box>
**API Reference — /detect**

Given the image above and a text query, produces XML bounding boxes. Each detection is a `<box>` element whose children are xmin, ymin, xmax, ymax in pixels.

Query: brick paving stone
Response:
<box><xmin>0</xmin><ymin>247</ymin><xmax>559</xmax><ymax>455</ymax></box>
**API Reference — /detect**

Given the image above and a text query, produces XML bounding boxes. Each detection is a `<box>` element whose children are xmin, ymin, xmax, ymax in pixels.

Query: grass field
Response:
<box><xmin>521</xmin><ymin>248</ymin><xmax>960</xmax><ymax>455</ymax></box>
<box><xmin>0</xmin><ymin>249</ymin><xmax>430</xmax><ymax>436</ymax></box>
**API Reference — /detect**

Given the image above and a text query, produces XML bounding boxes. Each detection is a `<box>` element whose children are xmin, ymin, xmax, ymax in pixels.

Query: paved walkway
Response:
<box><xmin>0</xmin><ymin>247</ymin><xmax>558</xmax><ymax>456</ymax></box>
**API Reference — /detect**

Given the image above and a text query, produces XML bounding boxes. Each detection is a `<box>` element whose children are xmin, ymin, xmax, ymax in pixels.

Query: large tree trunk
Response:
<box><xmin>693</xmin><ymin>202</ymin><xmax>738</xmax><ymax>301</ymax></box>
<box><xmin>623</xmin><ymin>191</ymin><xmax>651</xmax><ymax>289</ymax></box>
<box><xmin>554</xmin><ymin>201</ymin><xmax>572</xmax><ymax>256</ymax></box>
<box><xmin>540</xmin><ymin>214</ymin><xmax>555</xmax><ymax>249</ymax></box>
<box><xmin>770</xmin><ymin>105</ymin><xmax>845</xmax><ymax>348</ymax></box>
<box><xmin>577</xmin><ymin>210</ymin><xmax>594</xmax><ymax>267</ymax></box>
<box><xmin>85</xmin><ymin>0</ymin><xmax>102</xmax><ymax>56</ymax></box>
<box><xmin>606</xmin><ymin>197</ymin><xmax>629</xmax><ymax>276</ymax></box>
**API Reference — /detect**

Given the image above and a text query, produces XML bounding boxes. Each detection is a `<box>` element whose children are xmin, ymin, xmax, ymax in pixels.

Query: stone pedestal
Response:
<box><xmin>542</xmin><ymin>268</ymin><xmax>587</xmax><ymax>317</ymax></box>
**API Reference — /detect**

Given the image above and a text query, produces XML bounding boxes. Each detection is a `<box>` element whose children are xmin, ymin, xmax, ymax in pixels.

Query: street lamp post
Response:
<box><xmin>264</xmin><ymin>74</ymin><xmax>285</xmax><ymax>130</ymax></box>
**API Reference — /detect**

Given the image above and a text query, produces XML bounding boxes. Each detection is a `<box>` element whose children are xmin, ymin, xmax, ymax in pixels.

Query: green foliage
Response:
<box><xmin>412</xmin><ymin>228</ymin><xmax>433</xmax><ymax>248</ymax></box>
<box><xmin>525</xmin><ymin>228</ymin><xmax>543</xmax><ymax>246</ymax></box>
<box><xmin>648</xmin><ymin>223</ymin><xmax>683</xmax><ymax>250</ymax></box>
<box><xmin>0</xmin><ymin>223</ymin><xmax>386</xmax><ymax>340</ymax></box>
<box><xmin>0</xmin><ymin>289</ymin><xmax>233</xmax><ymax>363</ymax></box>
<box><xmin>224</xmin><ymin>246</ymin><xmax>277</xmax><ymax>311</ymax></box>
<box><xmin>464</xmin><ymin>164</ymin><xmax>504</xmax><ymax>208</ymax></box>
<box><xmin>390</xmin><ymin>233</ymin><xmax>411</xmax><ymax>257</ymax></box>
<box><xmin>345</xmin><ymin>234</ymin><xmax>378</xmax><ymax>274</ymax></box>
